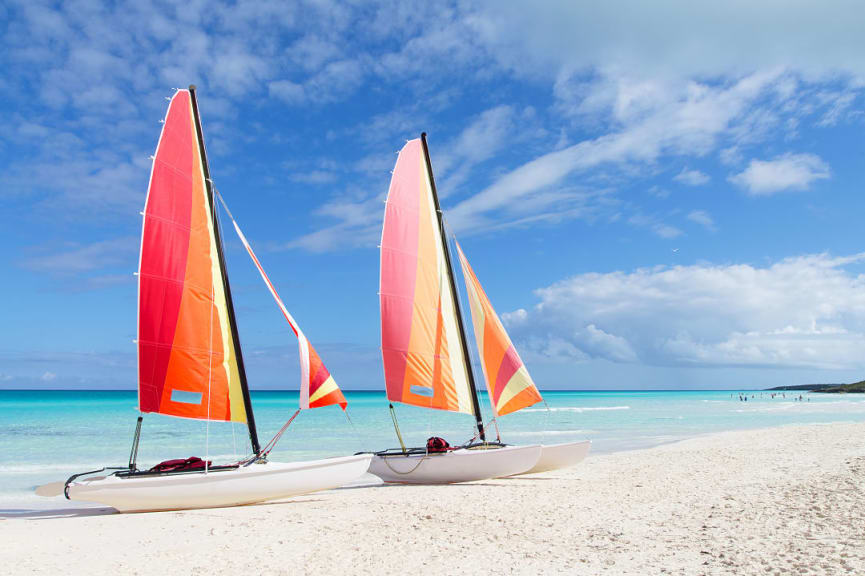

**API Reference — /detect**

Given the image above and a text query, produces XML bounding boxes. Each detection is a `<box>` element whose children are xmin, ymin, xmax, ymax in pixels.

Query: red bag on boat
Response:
<box><xmin>149</xmin><ymin>456</ymin><xmax>211</xmax><ymax>473</ymax></box>
<box><xmin>426</xmin><ymin>437</ymin><xmax>450</xmax><ymax>453</ymax></box>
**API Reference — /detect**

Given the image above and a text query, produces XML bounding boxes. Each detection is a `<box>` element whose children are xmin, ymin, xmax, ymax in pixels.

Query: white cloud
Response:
<box><xmin>435</xmin><ymin>105</ymin><xmax>519</xmax><ymax>194</ymax></box>
<box><xmin>464</xmin><ymin>2</ymin><xmax>865</xmax><ymax>81</ymax></box>
<box><xmin>505</xmin><ymin>252</ymin><xmax>865</xmax><ymax>370</ymax></box>
<box><xmin>22</xmin><ymin>237</ymin><xmax>139</xmax><ymax>274</ymax></box>
<box><xmin>730</xmin><ymin>153</ymin><xmax>830</xmax><ymax>195</ymax></box>
<box><xmin>447</xmin><ymin>71</ymin><xmax>781</xmax><ymax>232</ymax></box>
<box><xmin>289</xmin><ymin>170</ymin><xmax>337</xmax><ymax>185</ymax></box>
<box><xmin>628</xmin><ymin>212</ymin><xmax>683</xmax><ymax>239</ymax></box>
<box><xmin>40</xmin><ymin>371</ymin><xmax>56</xmax><ymax>382</ymax></box>
<box><xmin>268</xmin><ymin>79</ymin><xmax>305</xmax><ymax>103</ymax></box>
<box><xmin>687</xmin><ymin>209</ymin><xmax>717</xmax><ymax>232</ymax></box>
<box><xmin>278</xmin><ymin>194</ymin><xmax>383</xmax><ymax>252</ymax></box>
<box><xmin>674</xmin><ymin>168</ymin><xmax>710</xmax><ymax>186</ymax></box>
<box><xmin>281</xmin><ymin>104</ymin><xmax>547</xmax><ymax>251</ymax></box>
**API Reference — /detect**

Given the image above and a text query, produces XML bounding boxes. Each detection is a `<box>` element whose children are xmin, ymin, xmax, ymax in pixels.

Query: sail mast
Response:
<box><xmin>188</xmin><ymin>85</ymin><xmax>261</xmax><ymax>455</ymax></box>
<box><xmin>420</xmin><ymin>132</ymin><xmax>486</xmax><ymax>442</ymax></box>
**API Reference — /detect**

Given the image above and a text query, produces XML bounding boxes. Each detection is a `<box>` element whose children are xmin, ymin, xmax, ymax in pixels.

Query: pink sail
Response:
<box><xmin>380</xmin><ymin>139</ymin><xmax>474</xmax><ymax>414</ymax></box>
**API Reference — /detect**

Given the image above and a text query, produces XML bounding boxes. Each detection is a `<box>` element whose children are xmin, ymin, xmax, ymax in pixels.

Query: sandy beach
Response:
<box><xmin>2</xmin><ymin>421</ymin><xmax>863</xmax><ymax>575</ymax></box>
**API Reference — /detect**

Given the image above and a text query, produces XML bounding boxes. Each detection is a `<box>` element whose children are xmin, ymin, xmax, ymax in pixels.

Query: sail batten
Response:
<box><xmin>137</xmin><ymin>89</ymin><xmax>248</xmax><ymax>425</ymax></box>
<box><xmin>456</xmin><ymin>242</ymin><xmax>543</xmax><ymax>417</ymax></box>
<box><xmin>380</xmin><ymin>139</ymin><xmax>474</xmax><ymax>414</ymax></box>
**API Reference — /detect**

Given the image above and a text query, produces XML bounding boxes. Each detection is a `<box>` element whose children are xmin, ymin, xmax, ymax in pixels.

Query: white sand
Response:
<box><xmin>2</xmin><ymin>422</ymin><xmax>864</xmax><ymax>575</ymax></box>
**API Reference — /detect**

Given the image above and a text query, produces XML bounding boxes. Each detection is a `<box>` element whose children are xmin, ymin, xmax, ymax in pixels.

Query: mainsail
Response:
<box><xmin>380</xmin><ymin>138</ymin><xmax>475</xmax><ymax>414</ymax></box>
<box><xmin>137</xmin><ymin>89</ymin><xmax>250</xmax><ymax>427</ymax></box>
<box><xmin>456</xmin><ymin>243</ymin><xmax>542</xmax><ymax>416</ymax></box>
<box><xmin>221</xmin><ymin>203</ymin><xmax>346</xmax><ymax>410</ymax></box>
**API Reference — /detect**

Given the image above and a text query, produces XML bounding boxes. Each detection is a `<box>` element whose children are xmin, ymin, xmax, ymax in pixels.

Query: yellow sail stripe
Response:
<box><xmin>496</xmin><ymin>366</ymin><xmax>535</xmax><ymax>413</ymax></box>
<box><xmin>191</xmin><ymin>98</ymin><xmax>245</xmax><ymax>423</ymax></box>
<box><xmin>309</xmin><ymin>375</ymin><xmax>339</xmax><ymax>405</ymax></box>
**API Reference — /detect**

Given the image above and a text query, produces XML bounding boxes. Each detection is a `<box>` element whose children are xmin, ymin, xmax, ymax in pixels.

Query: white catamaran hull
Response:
<box><xmin>518</xmin><ymin>440</ymin><xmax>591</xmax><ymax>475</ymax></box>
<box><xmin>368</xmin><ymin>444</ymin><xmax>541</xmax><ymax>484</ymax></box>
<box><xmin>64</xmin><ymin>454</ymin><xmax>372</xmax><ymax>513</ymax></box>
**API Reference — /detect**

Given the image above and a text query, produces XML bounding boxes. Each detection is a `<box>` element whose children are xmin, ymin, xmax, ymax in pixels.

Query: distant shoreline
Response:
<box><xmin>767</xmin><ymin>380</ymin><xmax>865</xmax><ymax>393</ymax></box>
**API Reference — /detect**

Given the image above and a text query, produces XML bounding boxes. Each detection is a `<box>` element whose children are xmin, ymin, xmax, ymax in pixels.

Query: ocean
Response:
<box><xmin>2</xmin><ymin>389</ymin><xmax>865</xmax><ymax>510</ymax></box>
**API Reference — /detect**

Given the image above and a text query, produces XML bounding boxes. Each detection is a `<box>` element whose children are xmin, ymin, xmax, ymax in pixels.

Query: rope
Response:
<box><xmin>257</xmin><ymin>409</ymin><xmax>302</xmax><ymax>459</ymax></box>
<box><xmin>380</xmin><ymin>448</ymin><xmax>429</xmax><ymax>475</ymax></box>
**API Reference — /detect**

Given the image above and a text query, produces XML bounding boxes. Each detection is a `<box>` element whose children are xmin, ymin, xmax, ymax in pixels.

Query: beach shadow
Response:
<box><xmin>0</xmin><ymin>506</ymin><xmax>117</xmax><ymax>519</ymax></box>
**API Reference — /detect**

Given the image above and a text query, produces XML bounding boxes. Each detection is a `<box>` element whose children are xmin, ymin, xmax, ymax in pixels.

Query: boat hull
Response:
<box><xmin>518</xmin><ymin>440</ymin><xmax>591</xmax><ymax>475</ymax></box>
<box><xmin>368</xmin><ymin>444</ymin><xmax>541</xmax><ymax>484</ymax></box>
<box><xmin>65</xmin><ymin>454</ymin><xmax>372</xmax><ymax>513</ymax></box>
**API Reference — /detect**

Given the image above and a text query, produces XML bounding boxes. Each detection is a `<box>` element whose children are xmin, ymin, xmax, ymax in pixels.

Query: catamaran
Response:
<box><xmin>367</xmin><ymin>134</ymin><xmax>589</xmax><ymax>484</ymax></box>
<box><xmin>35</xmin><ymin>86</ymin><xmax>370</xmax><ymax>512</ymax></box>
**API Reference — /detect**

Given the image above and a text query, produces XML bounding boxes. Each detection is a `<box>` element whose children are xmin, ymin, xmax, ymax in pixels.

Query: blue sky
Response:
<box><xmin>2</xmin><ymin>1</ymin><xmax>865</xmax><ymax>391</ymax></box>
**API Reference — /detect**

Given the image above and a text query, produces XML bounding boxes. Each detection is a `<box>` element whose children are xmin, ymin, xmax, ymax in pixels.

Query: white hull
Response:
<box><xmin>63</xmin><ymin>454</ymin><xmax>372</xmax><ymax>513</ymax></box>
<box><xmin>518</xmin><ymin>440</ymin><xmax>591</xmax><ymax>475</ymax></box>
<box><xmin>368</xmin><ymin>444</ymin><xmax>541</xmax><ymax>484</ymax></box>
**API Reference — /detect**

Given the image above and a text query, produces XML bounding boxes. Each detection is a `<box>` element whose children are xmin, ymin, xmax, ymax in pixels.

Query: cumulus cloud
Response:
<box><xmin>22</xmin><ymin>237</ymin><xmax>139</xmax><ymax>274</ymax></box>
<box><xmin>447</xmin><ymin>71</ymin><xmax>782</xmax><ymax>232</ymax></box>
<box><xmin>687</xmin><ymin>209</ymin><xmax>717</xmax><ymax>232</ymax></box>
<box><xmin>674</xmin><ymin>168</ymin><xmax>710</xmax><ymax>186</ymax></box>
<box><xmin>277</xmin><ymin>194</ymin><xmax>384</xmax><ymax>252</ymax></box>
<box><xmin>505</xmin><ymin>253</ymin><xmax>865</xmax><ymax>370</ymax></box>
<box><xmin>730</xmin><ymin>153</ymin><xmax>830</xmax><ymax>195</ymax></box>
<box><xmin>628</xmin><ymin>212</ymin><xmax>683</xmax><ymax>239</ymax></box>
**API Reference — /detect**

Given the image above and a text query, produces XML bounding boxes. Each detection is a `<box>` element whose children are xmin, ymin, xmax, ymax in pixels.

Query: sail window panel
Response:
<box><xmin>170</xmin><ymin>390</ymin><xmax>203</xmax><ymax>405</ymax></box>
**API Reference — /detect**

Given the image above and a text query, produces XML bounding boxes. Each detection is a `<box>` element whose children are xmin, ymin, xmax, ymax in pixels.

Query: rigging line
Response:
<box><xmin>232</xmin><ymin>421</ymin><xmax>237</xmax><ymax>460</ymax></box>
<box><xmin>343</xmin><ymin>408</ymin><xmax>359</xmax><ymax>436</ymax></box>
<box><xmin>389</xmin><ymin>404</ymin><xmax>407</xmax><ymax>453</ymax></box>
<box><xmin>492</xmin><ymin>417</ymin><xmax>502</xmax><ymax>443</ymax></box>
<box><xmin>542</xmin><ymin>397</ymin><xmax>552</xmax><ymax>445</ymax></box>
<box><xmin>205</xmin><ymin>270</ymin><xmax>215</xmax><ymax>474</ymax></box>
<box><xmin>258</xmin><ymin>409</ymin><xmax>301</xmax><ymax>459</ymax></box>
<box><xmin>443</xmin><ymin>216</ymin><xmax>491</xmax><ymax>436</ymax></box>
<box><xmin>380</xmin><ymin>449</ymin><xmax>427</xmax><ymax>475</ymax></box>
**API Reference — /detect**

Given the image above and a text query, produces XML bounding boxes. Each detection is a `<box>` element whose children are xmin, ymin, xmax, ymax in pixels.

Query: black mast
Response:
<box><xmin>420</xmin><ymin>132</ymin><xmax>486</xmax><ymax>442</ymax></box>
<box><xmin>188</xmin><ymin>85</ymin><xmax>261</xmax><ymax>455</ymax></box>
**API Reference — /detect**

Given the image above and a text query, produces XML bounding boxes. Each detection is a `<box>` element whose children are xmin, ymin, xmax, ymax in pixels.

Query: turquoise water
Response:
<box><xmin>2</xmin><ymin>389</ymin><xmax>865</xmax><ymax>509</ymax></box>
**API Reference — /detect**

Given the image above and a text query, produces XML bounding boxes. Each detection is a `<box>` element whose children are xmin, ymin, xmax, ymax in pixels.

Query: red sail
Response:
<box><xmin>137</xmin><ymin>90</ymin><xmax>246</xmax><ymax>422</ymax></box>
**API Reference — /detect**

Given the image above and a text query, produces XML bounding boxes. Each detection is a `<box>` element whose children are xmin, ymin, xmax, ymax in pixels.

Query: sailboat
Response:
<box><xmin>367</xmin><ymin>134</ymin><xmax>588</xmax><ymax>484</ymax></box>
<box><xmin>35</xmin><ymin>86</ymin><xmax>371</xmax><ymax>512</ymax></box>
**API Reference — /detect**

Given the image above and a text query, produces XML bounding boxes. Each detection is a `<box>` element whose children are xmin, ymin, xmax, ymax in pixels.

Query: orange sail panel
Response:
<box><xmin>224</xmin><ymin>209</ymin><xmax>346</xmax><ymax>410</ymax></box>
<box><xmin>137</xmin><ymin>89</ymin><xmax>246</xmax><ymax>422</ymax></box>
<box><xmin>456</xmin><ymin>243</ymin><xmax>542</xmax><ymax>417</ymax></box>
<box><xmin>380</xmin><ymin>139</ymin><xmax>474</xmax><ymax>414</ymax></box>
